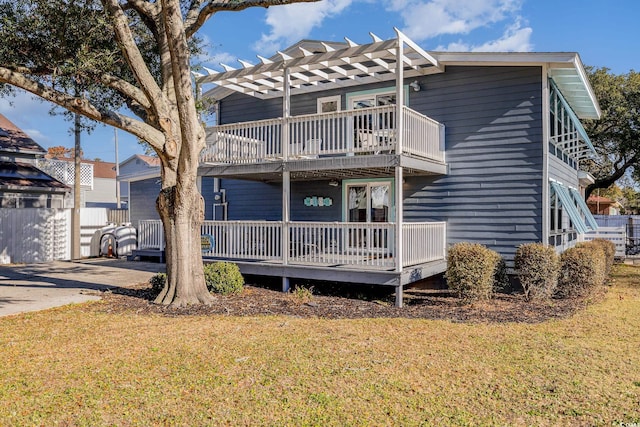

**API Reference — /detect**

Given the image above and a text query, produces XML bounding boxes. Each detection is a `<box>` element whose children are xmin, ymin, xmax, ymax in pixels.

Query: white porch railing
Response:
<box><xmin>289</xmin><ymin>221</ymin><xmax>396</xmax><ymax>268</ymax></box>
<box><xmin>402</xmin><ymin>222</ymin><xmax>447</xmax><ymax>267</ymax></box>
<box><xmin>201</xmin><ymin>105</ymin><xmax>444</xmax><ymax>164</ymax></box>
<box><xmin>138</xmin><ymin>220</ymin><xmax>165</xmax><ymax>250</ymax></box>
<box><xmin>201</xmin><ymin>221</ymin><xmax>282</xmax><ymax>260</ymax></box>
<box><xmin>36</xmin><ymin>159</ymin><xmax>94</xmax><ymax>188</ymax></box>
<box><xmin>136</xmin><ymin>220</ymin><xmax>446</xmax><ymax>270</ymax></box>
<box><xmin>402</xmin><ymin>107</ymin><xmax>446</xmax><ymax>163</ymax></box>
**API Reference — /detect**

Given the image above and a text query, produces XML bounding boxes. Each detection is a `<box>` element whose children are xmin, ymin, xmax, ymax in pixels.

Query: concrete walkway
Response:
<box><xmin>0</xmin><ymin>259</ymin><xmax>164</xmax><ymax>317</ymax></box>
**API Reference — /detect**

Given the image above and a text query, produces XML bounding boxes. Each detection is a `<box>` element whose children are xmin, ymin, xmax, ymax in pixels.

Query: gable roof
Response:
<box><xmin>119</xmin><ymin>154</ymin><xmax>161</xmax><ymax>169</ymax></box>
<box><xmin>200</xmin><ymin>32</ymin><xmax>600</xmax><ymax>121</ymax></box>
<box><xmin>0</xmin><ymin>114</ymin><xmax>47</xmax><ymax>155</ymax></box>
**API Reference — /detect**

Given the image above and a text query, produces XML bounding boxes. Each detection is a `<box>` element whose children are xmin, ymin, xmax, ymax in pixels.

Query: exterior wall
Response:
<box><xmin>213</xmin><ymin>66</ymin><xmax>545</xmax><ymax>264</ymax></box>
<box><xmin>406</xmin><ymin>66</ymin><xmax>544</xmax><ymax>263</ymax></box>
<box><xmin>85</xmin><ymin>177</ymin><xmax>117</xmax><ymax>207</ymax></box>
<box><xmin>129</xmin><ymin>177</ymin><xmax>161</xmax><ymax>226</ymax></box>
<box><xmin>202</xmin><ymin>179</ymin><xmax>342</xmax><ymax>221</ymax></box>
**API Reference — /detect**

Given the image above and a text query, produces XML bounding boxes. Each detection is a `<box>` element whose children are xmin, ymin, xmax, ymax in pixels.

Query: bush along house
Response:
<box><xmin>135</xmin><ymin>29</ymin><xmax>600</xmax><ymax>306</ymax></box>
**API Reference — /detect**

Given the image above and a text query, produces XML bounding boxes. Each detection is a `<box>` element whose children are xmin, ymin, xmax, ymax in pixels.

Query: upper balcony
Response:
<box><xmin>199</xmin><ymin>104</ymin><xmax>446</xmax><ymax>179</ymax></box>
<box><xmin>196</xmin><ymin>29</ymin><xmax>448</xmax><ymax>181</ymax></box>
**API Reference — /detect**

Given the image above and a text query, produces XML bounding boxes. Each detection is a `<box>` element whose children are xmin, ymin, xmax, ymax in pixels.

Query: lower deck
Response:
<box><xmin>136</xmin><ymin>219</ymin><xmax>447</xmax><ymax>306</ymax></box>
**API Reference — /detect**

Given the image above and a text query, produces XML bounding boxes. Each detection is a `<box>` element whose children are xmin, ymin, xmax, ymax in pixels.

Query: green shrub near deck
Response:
<box><xmin>583</xmin><ymin>238</ymin><xmax>616</xmax><ymax>275</ymax></box>
<box><xmin>515</xmin><ymin>243</ymin><xmax>559</xmax><ymax>301</ymax></box>
<box><xmin>557</xmin><ymin>247</ymin><xmax>602</xmax><ymax>298</ymax></box>
<box><xmin>204</xmin><ymin>262</ymin><xmax>244</xmax><ymax>295</ymax></box>
<box><xmin>446</xmin><ymin>243</ymin><xmax>502</xmax><ymax>302</ymax></box>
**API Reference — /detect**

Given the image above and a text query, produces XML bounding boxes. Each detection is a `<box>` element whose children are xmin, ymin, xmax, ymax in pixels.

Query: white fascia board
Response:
<box><xmin>117</xmin><ymin>168</ymin><xmax>161</xmax><ymax>183</ymax></box>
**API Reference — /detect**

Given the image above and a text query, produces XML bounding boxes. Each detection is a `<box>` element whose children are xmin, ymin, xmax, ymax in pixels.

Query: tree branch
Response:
<box><xmin>99</xmin><ymin>73</ymin><xmax>153</xmax><ymax>112</ymax></box>
<box><xmin>185</xmin><ymin>0</ymin><xmax>321</xmax><ymax>38</ymax></box>
<box><xmin>101</xmin><ymin>0</ymin><xmax>168</xmax><ymax>120</ymax></box>
<box><xmin>0</xmin><ymin>66</ymin><xmax>165</xmax><ymax>151</ymax></box>
<box><xmin>586</xmin><ymin>155</ymin><xmax>639</xmax><ymax>199</ymax></box>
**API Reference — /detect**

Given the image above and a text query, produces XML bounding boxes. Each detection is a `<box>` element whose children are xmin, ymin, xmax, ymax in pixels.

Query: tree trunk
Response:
<box><xmin>154</xmin><ymin>172</ymin><xmax>214</xmax><ymax>306</ymax></box>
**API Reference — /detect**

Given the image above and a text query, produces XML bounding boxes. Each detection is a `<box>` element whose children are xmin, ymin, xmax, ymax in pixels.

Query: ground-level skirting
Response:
<box><xmin>204</xmin><ymin>257</ymin><xmax>447</xmax><ymax>307</ymax></box>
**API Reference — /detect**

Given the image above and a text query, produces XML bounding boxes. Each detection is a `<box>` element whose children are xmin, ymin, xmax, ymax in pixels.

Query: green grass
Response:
<box><xmin>1</xmin><ymin>265</ymin><xmax>639</xmax><ymax>426</ymax></box>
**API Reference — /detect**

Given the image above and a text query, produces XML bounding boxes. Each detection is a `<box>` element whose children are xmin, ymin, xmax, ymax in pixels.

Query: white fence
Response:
<box><xmin>583</xmin><ymin>226</ymin><xmax>626</xmax><ymax>258</ymax></box>
<box><xmin>0</xmin><ymin>207</ymin><xmax>131</xmax><ymax>264</ymax></box>
<box><xmin>137</xmin><ymin>219</ymin><xmax>447</xmax><ymax>270</ymax></box>
<box><xmin>0</xmin><ymin>208</ymin><xmax>71</xmax><ymax>264</ymax></box>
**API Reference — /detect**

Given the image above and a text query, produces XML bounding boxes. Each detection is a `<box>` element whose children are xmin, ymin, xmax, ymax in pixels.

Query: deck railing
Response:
<box><xmin>402</xmin><ymin>222</ymin><xmax>447</xmax><ymax>267</ymax></box>
<box><xmin>138</xmin><ymin>220</ymin><xmax>165</xmax><ymax>250</ymax></box>
<box><xmin>201</xmin><ymin>105</ymin><xmax>444</xmax><ymax>164</ymax></box>
<box><xmin>136</xmin><ymin>220</ymin><xmax>446</xmax><ymax>270</ymax></box>
<box><xmin>402</xmin><ymin>107</ymin><xmax>446</xmax><ymax>163</ymax></box>
<box><xmin>201</xmin><ymin>221</ymin><xmax>282</xmax><ymax>260</ymax></box>
<box><xmin>289</xmin><ymin>221</ymin><xmax>396</xmax><ymax>268</ymax></box>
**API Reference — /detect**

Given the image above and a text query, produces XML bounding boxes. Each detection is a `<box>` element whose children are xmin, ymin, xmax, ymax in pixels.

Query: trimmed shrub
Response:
<box><xmin>204</xmin><ymin>262</ymin><xmax>244</xmax><ymax>295</ymax></box>
<box><xmin>149</xmin><ymin>273</ymin><xmax>166</xmax><ymax>294</ymax></box>
<box><xmin>557</xmin><ymin>246</ymin><xmax>602</xmax><ymax>298</ymax></box>
<box><xmin>446</xmin><ymin>242</ymin><xmax>501</xmax><ymax>302</ymax></box>
<box><xmin>587</xmin><ymin>238</ymin><xmax>616</xmax><ymax>276</ymax></box>
<box><xmin>575</xmin><ymin>242</ymin><xmax>607</xmax><ymax>287</ymax></box>
<box><xmin>514</xmin><ymin>243</ymin><xmax>559</xmax><ymax>301</ymax></box>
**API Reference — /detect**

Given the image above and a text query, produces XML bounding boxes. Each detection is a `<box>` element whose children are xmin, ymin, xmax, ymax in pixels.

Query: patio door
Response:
<box><xmin>346</xmin><ymin>181</ymin><xmax>392</xmax><ymax>252</ymax></box>
<box><xmin>349</xmin><ymin>91</ymin><xmax>396</xmax><ymax>150</ymax></box>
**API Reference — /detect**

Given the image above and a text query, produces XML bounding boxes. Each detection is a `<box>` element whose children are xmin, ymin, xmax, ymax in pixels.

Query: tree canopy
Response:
<box><xmin>0</xmin><ymin>0</ymin><xmax>319</xmax><ymax>306</ymax></box>
<box><xmin>583</xmin><ymin>67</ymin><xmax>640</xmax><ymax>199</ymax></box>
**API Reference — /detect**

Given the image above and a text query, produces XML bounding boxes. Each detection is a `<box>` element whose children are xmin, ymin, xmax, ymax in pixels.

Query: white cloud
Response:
<box><xmin>389</xmin><ymin>0</ymin><xmax>523</xmax><ymax>41</ymax></box>
<box><xmin>436</xmin><ymin>20</ymin><xmax>533</xmax><ymax>52</ymax></box>
<box><xmin>254</xmin><ymin>0</ymin><xmax>354</xmax><ymax>54</ymax></box>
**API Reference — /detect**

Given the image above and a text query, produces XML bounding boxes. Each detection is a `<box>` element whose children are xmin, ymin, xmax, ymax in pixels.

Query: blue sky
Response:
<box><xmin>1</xmin><ymin>0</ymin><xmax>638</xmax><ymax>164</ymax></box>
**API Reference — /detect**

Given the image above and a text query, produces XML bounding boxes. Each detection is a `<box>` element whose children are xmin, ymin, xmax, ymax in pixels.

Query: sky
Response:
<box><xmin>1</xmin><ymin>0</ymin><xmax>638</xmax><ymax>164</ymax></box>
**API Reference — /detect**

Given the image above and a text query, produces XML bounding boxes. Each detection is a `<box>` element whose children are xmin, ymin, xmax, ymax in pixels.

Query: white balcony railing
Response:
<box><xmin>36</xmin><ymin>159</ymin><xmax>94</xmax><ymax>188</ymax></box>
<box><xmin>201</xmin><ymin>105</ymin><xmax>444</xmax><ymax>165</ymax></box>
<box><xmin>137</xmin><ymin>220</ymin><xmax>446</xmax><ymax>270</ymax></box>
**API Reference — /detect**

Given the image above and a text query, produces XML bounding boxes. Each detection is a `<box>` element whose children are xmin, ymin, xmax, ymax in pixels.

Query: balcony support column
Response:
<box><xmin>282</xmin><ymin>168</ymin><xmax>290</xmax><ymax>268</ymax></box>
<box><xmin>395</xmin><ymin>33</ymin><xmax>404</xmax><ymax>155</ymax></box>
<box><xmin>282</xmin><ymin>67</ymin><xmax>291</xmax><ymax>160</ymax></box>
<box><xmin>395</xmin><ymin>166</ymin><xmax>403</xmax><ymax>274</ymax></box>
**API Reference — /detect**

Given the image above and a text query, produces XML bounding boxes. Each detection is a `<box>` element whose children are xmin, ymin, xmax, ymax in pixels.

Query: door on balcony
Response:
<box><xmin>349</xmin><ymin>90</ymin><xmax>396</xmax><ymax>151</ymax></box>
<box><xmin>345</xmin><ymin>180</ymin><xmax>392</xmax><ymax>253</ymax></box>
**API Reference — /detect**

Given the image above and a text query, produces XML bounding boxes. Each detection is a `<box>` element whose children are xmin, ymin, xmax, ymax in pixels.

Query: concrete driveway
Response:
<box><xmin>0</xmin><ymin>259</ymin><xmax>164</xmax><ymax>317</ymax></box>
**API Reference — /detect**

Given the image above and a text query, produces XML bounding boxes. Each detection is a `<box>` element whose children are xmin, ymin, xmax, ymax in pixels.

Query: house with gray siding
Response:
<box><xmin>136</xmin><ymin>30</ymin><xmax>601</xmax><ymax>305</ymax></box>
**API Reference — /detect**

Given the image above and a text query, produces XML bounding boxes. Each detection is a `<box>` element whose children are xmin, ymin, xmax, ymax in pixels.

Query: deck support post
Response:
<box><xmin>395</xmin><ymin>284</ymin><xmax>403</xmax><ymax>308</ymax></box>
<box><xmin>282</xmin><ymin>277</ymin><xmax>290</xmax><ymax>293</ymax></box>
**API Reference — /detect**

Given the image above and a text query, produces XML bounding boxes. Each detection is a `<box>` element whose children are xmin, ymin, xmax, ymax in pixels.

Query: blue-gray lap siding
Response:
<box><xmin>405</xmin><ymin>66</ymin><xmax>544</xmax><ymax>263</ymax></box>
<box><xmin>212</xmin><ymin>66</ymin><xmax>544</xmax><ymax>264</ymax></box>
<box><xmin>202</xmin><ymin>178</ymin><xmax>343</xmax><ymax>222</ymax></box>
<box><xmin>129</xmin><ymin>177</ymin><xmax>161</xmax><ymax>226</ymax></box>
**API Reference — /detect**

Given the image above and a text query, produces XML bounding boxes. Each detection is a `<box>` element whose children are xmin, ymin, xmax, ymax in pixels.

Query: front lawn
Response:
<box><xmin>0</xmin><ymin>265</ymin><xmax>638</xmax><ymax>425</ymax></box>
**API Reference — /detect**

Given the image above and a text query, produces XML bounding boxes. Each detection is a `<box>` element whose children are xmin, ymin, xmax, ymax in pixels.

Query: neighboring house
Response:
<box><xmin>0</xmin><ymin>114</ymin><xmax>70</xmax><ymax>207</ymax></box>
<box><xmin>118</xmin><ymin>154</ymin><xmax>161</xmax><ymax>224</ymax></box>
<box><xmin>134</xmin><ymin>31</ymin><xmax>601</xmax><ymax>305</ymax></box>
<box><xmin>42</xmin><ymin>157</ymin><xmax>120</xmax><ymax>208</ymax></box>
<box><xmin>588</xmin><ymin>195</ymin><xmax>621</xmax><ymax>215</ymax></box>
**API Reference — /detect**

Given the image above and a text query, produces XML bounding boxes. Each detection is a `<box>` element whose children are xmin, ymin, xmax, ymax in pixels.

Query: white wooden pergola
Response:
<box><xmin>195</xmin><ymin>29</ymin><xmax>446</xmax><ymax>297</ymax></box>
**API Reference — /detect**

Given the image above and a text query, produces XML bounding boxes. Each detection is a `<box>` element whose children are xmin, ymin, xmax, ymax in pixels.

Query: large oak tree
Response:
<box><xmin>583</xmin><ymin>67</ymin><xmax>640</xmax><ymax>199</ymax></box>
<box><xmin>0</xmin><ymin>0</ymin><xmax>318</xmax><ymax>306</ymax></box>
